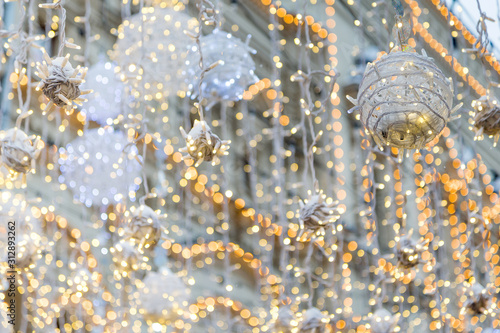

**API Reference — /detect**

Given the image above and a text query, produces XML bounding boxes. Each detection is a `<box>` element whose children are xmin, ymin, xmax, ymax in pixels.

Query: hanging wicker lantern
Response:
<box><xmin>0</xmin><ymin>128</ymin><xmax>42</xmax><ymax>181</ymax></box>
<box><xmin>179</xmin><ymin>119</ymin><xmax>230</xmax><ymax>167</ymax></box>
<box><xmin>352</xmin><ymin>50</ymin><xmax>456</xmax><ymax>151</ymax></box>
<box><xmin>471</xmin><ymin>95</ymin><xmax>500</xmax><ymax>146</ymax></box>
<box><xmin>348</xmin><ymin>16</ymin><xmax>460</xmax><ymax>160</ymax></box>
<box><xmin>123</xmin><ymin>205</ymin><xmax>162</xmax><ymax>251</ymax></box>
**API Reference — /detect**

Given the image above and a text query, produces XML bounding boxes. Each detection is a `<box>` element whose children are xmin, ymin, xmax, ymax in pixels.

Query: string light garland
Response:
<box><xmin>0</xmin><ymin>0</ymin><xmax>499</xmax><ymax>331</ymax></box>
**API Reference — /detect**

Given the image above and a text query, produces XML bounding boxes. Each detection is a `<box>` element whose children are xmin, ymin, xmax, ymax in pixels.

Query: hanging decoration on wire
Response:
<box><xmin>111</xmin><ymin>5</ymin><xmax>198</xmax><ymax>99</ymax></box>
<box><xmin>58</xmin><ymin>127</ymin><xmax>143</xmax><ymax>207</ymax></box>
<box><xmin>80</xmin><ymin>60</ymin><xmax>125</xmax><ymax>125</ymax></box>
<box><xmin>178</xmin><ymin>0</ymin><xmax>231</xmax><ymax>167</ymax></box>
<box><xmin>185</xmin><ymin>29</ymin><xmax>259</xmax><ymax>104</ymax></box>
<box><xmin>347</xmin><ymin>0</ymin><xmax>462</xmax><ymax>161</ymax></box>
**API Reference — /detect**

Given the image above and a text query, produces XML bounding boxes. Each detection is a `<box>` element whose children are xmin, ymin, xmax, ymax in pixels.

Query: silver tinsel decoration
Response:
<box><xmin>299</xmin><ymin>308</ymin><xmax>328</xmax><ymax>333</ymax></box>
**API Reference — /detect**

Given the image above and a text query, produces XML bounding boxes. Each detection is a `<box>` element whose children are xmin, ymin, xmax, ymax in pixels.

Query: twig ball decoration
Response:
<box><xmin>298</xmin><ymin>189</ymin><xmax>342</xmax><ymax>241</ymax></box>
<box><xmin>179</xmin><ymin>119</ymin><xmax>230</xmax><ymax>167</ymax></box>
<box><xmin>299</xmin><ymin>308</ymin><xmax>328</xmax><ymax>333</ymax></box>
<box><xmin>472</xmin><ymin>96</ymin><xmax>500</xmax><ymax>146</ymax></box>
<box><xmin>58</xmin><ymin>127</ymin><xmax>142</xmax><ymax>207</ymax></box>
<box><xmin>0</xmin><ymin>128</ymin><xmax>41</xmax><ymax>179</ymax></box>
<box><xmin>112</xmin><ymin>6</ymin><xmax>198</xmax><ymax>99</ymax></box>
<box><xmin>110</xmin><ymin>240</ymin><xmax>146</xmax><ymax>274</ymax></box>
<box><xmin>463</xmin><ymin>283</ymin><xmax>491</xmax><ymax>315</ymax></box>
<box><xmin>185</xmin><ymin>30</ymin><xmax>259</xmax><ymax>102</ymax></box>
<box><xmin>396</xmin><ymin>231</ymin><xmax>429</xmax><ymax>269</ymax></box>
<box><xmin>353</xmin><ymin>49</ymin><xmax>456</xmax><ymax>154</ymax></box>
<box><xmin>369</xmin><ymin>309</ymin><xmax>399</xmax><ymax>333</ymax></box>
<box><xmin>36</xmin><ymin>53</ymin><xmax>89</xmax><ymax>114</ymax></box>
<box><xmin>80</xmin><ymin>61</ymin><xmax>124</xmax><ymax>125</ymax></box>
<box><xmin>124</xmin><ymin>205</ymin><xmax>162</xmax><ymax>250</ymax></box>
<box><xmin>273</xmin><ymin>307</ymin><xmax>295</xmax><ymax>333</ymax></box>
<box><xmin>138</xmin><ymin>268</ymin><xmax>189</xmax><ymax>323</ymax></box>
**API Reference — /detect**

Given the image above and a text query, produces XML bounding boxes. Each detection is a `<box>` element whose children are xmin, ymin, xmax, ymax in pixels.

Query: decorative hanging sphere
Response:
<box><xmin>111</xmin><ymin>6</ymin><xmax>198</xmax><ymax>99</ymax></box>
<box><xmin>0</xmin><ymin>128</ymin><xmax>42</xmax><ymax>180</ymax></box>
<box><xmin>110</xmin><ymin>239</ymin><xmax>147</xmax><ymax>274</ymax></box>
<box><xmin>36</xmin><ymin>53</ymin><xmax>90</xmax><ymax>114</ymax></box>
<box><xmin>58</xmin><ymin>127</ymin><xmax>142</xmax><ymax>207</ymax></box>
<box><xmin>463</xmin><ymin>283</ymin><xmax>491</xmax><ymax>315</ymax></box>
<box><xmin>185</xmin><ymin>30</ymin><xmax>259</xmax><ymax>102</ymax></box>
<box><xmin>297</xmin><ymin>189</ymin><xmax>342</xmax><ymax>241</ymax></box>
<box><xmin>299</xmin><ymin>308</ymin><xmax>328</xmax><ymax>333</ymax></box>
<box><xmin>471</xmin><ymin>95</ymin><xmax>500</xmax><ymax>146</ymax></box>
<box><xmin>273</xmin><ymin>307</ymin><xmax>295</xmax><ymax>333</ymax></box>
<box><xmin>123</xmin><ymin>205</ymin><xmax>162</xmax><ymax>251</ymax></box>
<box><xmin>179</xmin><ymin>119</ymin><xmax>230</xmax><ymax>167</ymax></box>
<box><xmin>395</xmin><ymin>230</ymin><xmax>428</xmax><ymax>270</ymax></box>
<box><xmin>352</xmin><ymin>49</ymin><xmax>457</xmax><ymax>153</ymax></box>
<box><xmin>369</xmin><ymin>309</ymin><xmax>399</xmax><ymax>333</ymax></box>
<box><xmin>138</xmin><ymin>268</ymin><xmax>189</xmax><ymax>323</ymax></box>
<box><xmin>80</xmin><ymin>61</ymin><xmax>125</xmax><ymax>125</ymax></box>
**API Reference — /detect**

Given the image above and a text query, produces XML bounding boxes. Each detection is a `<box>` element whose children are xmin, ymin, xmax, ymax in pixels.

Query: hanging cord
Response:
<box><xmin>186</xmin><ymin>0</ymin><xmax>220</xmax><ymax>122</ymax></box>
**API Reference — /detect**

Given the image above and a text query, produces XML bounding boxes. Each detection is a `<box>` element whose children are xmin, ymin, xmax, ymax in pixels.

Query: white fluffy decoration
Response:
<box><xmin>112</xmin><ymin>6</ymin><xmax>198</xmax><ymax>98</ymax></box>
<box><xmin>185</xmin><ymin>29</ymin><xmax>259</xmax><ymax>102</ymax></box>
<box><xmin>58</xmin><ymin>127</ymin><xmax>142</xmax><ymax>207</ymax></box>
<box><xmin>80</xmin><ymin>61</ymin><xmax>125</xmax><ymax>125</ymax></box>
<box><xmin>138</xmin><ymin>267</ymin><xmax>189</xmax><ymax>322</ymax></box>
